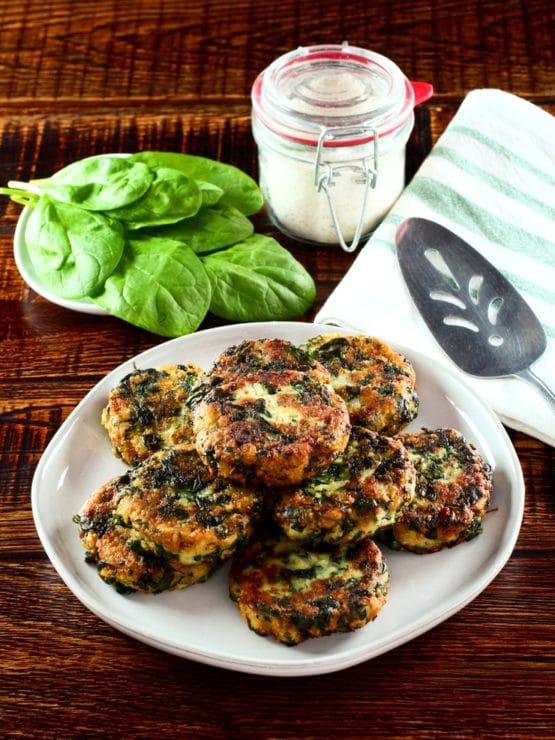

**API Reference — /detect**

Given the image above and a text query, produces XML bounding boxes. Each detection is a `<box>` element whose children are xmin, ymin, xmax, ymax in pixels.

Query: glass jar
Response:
<box><xmin>251</xmin><ymin>43</ymin><xmax>432</xmax><ymax>251</ymax></box>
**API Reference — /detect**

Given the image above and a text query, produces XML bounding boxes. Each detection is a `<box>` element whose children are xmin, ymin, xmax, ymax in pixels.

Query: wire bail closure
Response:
<box><xmin>314</xmin><ymin>125</ymin><xmax>379</xmax><ymax>253</ymax></box>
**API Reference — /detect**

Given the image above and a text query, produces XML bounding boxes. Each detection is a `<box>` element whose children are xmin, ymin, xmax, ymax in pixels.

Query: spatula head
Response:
<box><xmin>395</xmin><ymin>217</ymin><xmax>547</xmax><ymax>377</ymax></box>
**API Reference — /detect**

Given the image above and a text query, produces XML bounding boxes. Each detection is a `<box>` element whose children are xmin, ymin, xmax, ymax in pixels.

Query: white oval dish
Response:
<box><xmin>31</xmin><ymin>321</ymin><xmax>524</xmax><ymax>676</ymax></box>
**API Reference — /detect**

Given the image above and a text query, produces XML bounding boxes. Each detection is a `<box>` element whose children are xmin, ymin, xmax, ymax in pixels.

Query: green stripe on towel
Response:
<box><xmin>449</xmin><ymin>125</ymin><xmax>555</xmax><ymax>188</ymax></box>
<box><xmin>407</xmin><ymin>176</ymin><xmax>555</xmax><ymax>269</ymax></box>
<box><xmin>429</xmin><ymin>144</ymin><xmax>555</xmax><ymax>221</ymax></box>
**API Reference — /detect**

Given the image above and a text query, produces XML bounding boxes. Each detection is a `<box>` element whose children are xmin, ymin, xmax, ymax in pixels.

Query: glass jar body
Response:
<box><xmin>252</xmin><ymin>113</ymin><xmax>414</xmax><ymax>245</ymax></box>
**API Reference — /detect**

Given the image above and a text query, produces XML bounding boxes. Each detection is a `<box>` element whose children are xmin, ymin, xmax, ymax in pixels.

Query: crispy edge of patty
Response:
<box><xmin>273</xmin><ymin>427</ymin><xmax>416</xmax><ymax>545</ymax></box>
<box><xmin>101</xmin><ymin>362</ymin><xmax>203</xmax><ymax>466</ymax></box>
<box><xmin>91</xmin><ymin>524</ymin><xmax>219</xmax><ymax>594</ymax></box>
<box><xmin>74</xmin><ymin>475</ymin><xmax>218</xmax><ymax>594</ymax></box>
<box><xmin>191</xmin><ymin>367</ymin><xmax>351</xmax><ymax>487</ymax></box>
<box><xmin>187</xmin><ymin>337</ymin><xmax>334</xmax><ymax>411</ymax></box>
<box><xmin>202</xmin><ymin>338</ymin><xmax>331</xmax><ymax>381</ymax></box>
<box><xmin>229</xmin><ymin>532</ymin><xmax>389</xmax><ymax>645</ymax></box>
<box><xmin>388</xmin><ymin>427</ymin><xmax>493</xmax><ymax>553</ymax></box>
<box><xmin>73</xmin><ymin>446</ymin><xmax>262</xmax><ymax>592</ymax></box>
<box><xmin>304</xmin><ymin>333</ymin><xmax>419</xmax><ymax>435</ymax></box>
<box><xmin>113</xmin><ymin>446</ymin><xmax>263</xmax><ymax>565</ymax></box>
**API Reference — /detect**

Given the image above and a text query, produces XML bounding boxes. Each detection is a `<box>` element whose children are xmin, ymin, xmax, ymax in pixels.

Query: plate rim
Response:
<box><xmin>31</xmin><ymin>321</ymin><xmax>525</xmax><ymax>676</ymax></box>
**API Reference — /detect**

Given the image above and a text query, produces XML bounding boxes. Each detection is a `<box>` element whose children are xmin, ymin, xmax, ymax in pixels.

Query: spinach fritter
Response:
<box><xmin>191</xmin><ymin>339</ymin><xmax>350</xmax><ymax>487</ymax></box>
<box><xmin>74</xmin><ymin>446</ymin><xmax>262</xmax><ymax>593</ymax></box>
<box><xmin>387</xmin><ymin>428</ymin><xmax>493</xmax><ymax>553</ymax></box>
<box><xmin>229</xmin><ymin>531</ymin><xmax>389</xmax><ymax>645</ymax></box>
<box><xmin>273</xmin><ymin>427</ymin><xmax>416</xmax><ymax>544</ymax></box>
<box><xmin>304</xmin><ymin>334</ymin><xmax>419</xmax><ymax>435</ymax></box>
<box><xmin>101</xmin><ymin>363</ymin><xmax>203</xmax><ymax>466</ymax></box>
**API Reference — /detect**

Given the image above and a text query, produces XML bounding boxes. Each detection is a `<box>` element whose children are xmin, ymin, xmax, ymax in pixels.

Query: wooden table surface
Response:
<box><xmin>1</xmin><ymin>1</ymin><xmax>554</xmax><ymax>737</ymax></box>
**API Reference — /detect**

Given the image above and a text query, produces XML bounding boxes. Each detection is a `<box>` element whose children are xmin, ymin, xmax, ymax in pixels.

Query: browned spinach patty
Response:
<box><xmin>387</xmin><ymin>428</ymin><xmax>493</xmax><ymax>553</ymax></box>
<box><xmin>101</xmin><ymin>363</ymin><xmax>203</xmax><ymax>466</ymax></box>
<box><xmin>229</xmin><ymin>531</ymin><xmax>389</xmax><ymax>645</ymax></box>
<box><xmin>191</xmin><ymin>339</ymin><xmax>350</xmax><ymax>487</ymax></box>
<box><xmin>273</xmin><ymin>427</ymin><xmax>416</xmax><ymax>545</ymax></box>
<box><xmin>74</xmin><ymin>446</ymin><xmax>262</xmax><ymax>593</ymax></box>
<box><xmin>303</xmin><ymin>334</ymin><xmax>419</xmax><ymax>435</ymax></box>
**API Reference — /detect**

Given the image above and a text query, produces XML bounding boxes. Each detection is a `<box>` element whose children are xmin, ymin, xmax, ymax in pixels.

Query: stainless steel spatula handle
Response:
<box><xmin>516</xmin><ymin>368</ymin><xmax>555</xmax><ymax>411</ymax></box>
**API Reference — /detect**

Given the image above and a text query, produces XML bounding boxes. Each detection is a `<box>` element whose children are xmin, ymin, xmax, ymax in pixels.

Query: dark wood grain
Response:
<box><xmin>1</xmin><ymin>1</ymin><xmax>554</xmax><ymax>738</ymax></box>
<box><xmin>1</xmin><ymin>0</ymin><xmax>553</xmax><ymax>106</ymax></box>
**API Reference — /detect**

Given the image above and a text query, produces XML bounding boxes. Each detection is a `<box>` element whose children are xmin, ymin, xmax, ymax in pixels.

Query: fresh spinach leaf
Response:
<box><xmin>129</xmin><ymin>151</ymin><xmax>264</xmax><ymax>216</ymax></box>
<box><xmin>25</xmin><ymin>196</ymin><xmax>125</xmax><ymax>299</ymax></box>
<box><xmin>202</xmin><ymin>235</ymin><xmax>315</xmax><ymax>321</ymax></box>
<box><xmin>140</xmin><ymin>202</ymin><xmax>254</xmax><ymax>254</ymax></box>
<box><xmin>5</xmin><ymin>151</ymin><xmax>317</xmax><ymax>334</ymax></box>
<box><xmin>32</xmin><ymin>156</ymin><xmax>154</xmax><ymax>211</ymax></box>
<box><xmin>197</xmin><ymin>180</ymin><xmax>224</xmax><ymax>206</ymax></box>
<box><xmin>92</xmin><ymin>235</ymin><xmax>211</xmax><ymax>337</ymax></box>
<box><xmin>108</xmin><ymin>166</ymin><xmax>202</xmax><ymax>229</ymax></box>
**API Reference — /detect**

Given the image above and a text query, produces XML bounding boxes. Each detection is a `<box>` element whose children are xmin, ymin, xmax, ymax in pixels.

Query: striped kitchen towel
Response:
<box><xmin>315</xmin><ymin>89</ymin><xmax>555</xmax><ymax>446</ymax></box>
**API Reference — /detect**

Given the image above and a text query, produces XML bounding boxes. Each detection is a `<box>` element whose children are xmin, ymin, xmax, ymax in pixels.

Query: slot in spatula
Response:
<box><xmin>395</xmin><ymin>217</ymin><xmax>555</xmax><ymax>411</ymax></box>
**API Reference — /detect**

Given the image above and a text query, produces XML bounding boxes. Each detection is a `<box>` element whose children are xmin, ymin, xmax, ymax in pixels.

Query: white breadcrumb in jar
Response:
<box><xmin>251</xmin><ymin>43</ymin><xmax>431</xmax><ymax>250</ymax></box>
<box><xmin>254</xmin><ymin>129</ymin><xmax>410</xmax><ymax>244</ymax></box>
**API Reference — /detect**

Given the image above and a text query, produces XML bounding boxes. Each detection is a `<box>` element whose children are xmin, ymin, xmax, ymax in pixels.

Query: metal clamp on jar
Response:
<box><xmin>252</xmin><ymin>43</ymin><xmax>433</xmax><ymax>252</ymax></box>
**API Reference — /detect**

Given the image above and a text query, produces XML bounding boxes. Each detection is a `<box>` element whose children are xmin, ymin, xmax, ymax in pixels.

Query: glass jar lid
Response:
<box><xmin>252</xmin><ymin>43</ymin><xmax>419</xmax><ymax>146</ymax></box>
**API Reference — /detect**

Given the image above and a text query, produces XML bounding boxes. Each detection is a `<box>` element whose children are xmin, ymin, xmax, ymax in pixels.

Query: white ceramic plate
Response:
<box><xmin>32</xmin><ymin>322</ymin><xmax>524</xmax><ymax>676</ymax></box>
